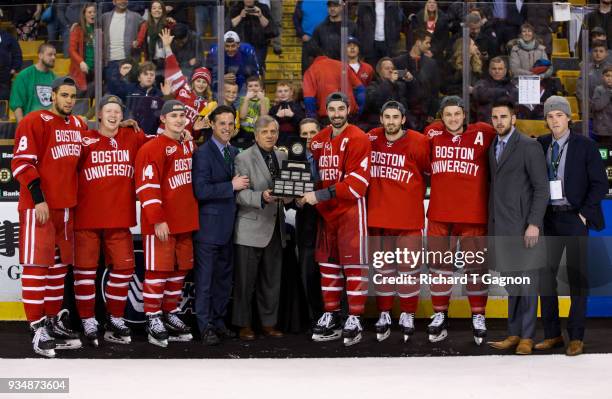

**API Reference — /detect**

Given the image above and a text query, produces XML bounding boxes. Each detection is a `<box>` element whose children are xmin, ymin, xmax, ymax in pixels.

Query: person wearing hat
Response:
<box><xmin>586</xmin><ymin>0</ymin><xmax>612</xmax><ymax>49</ymax></box>
<box><xmin>159</xmin><ymin>28</ymin><xmax>212</xmax><ymax>140</ymax></box>
<box><xmin>310</xmin><ymin>0</ymin><xmax>357</xmax><ymax>63</ymax></box>
<box><xmin>423</xmin><ymin>95</ymin><xmax>496</xmax><ymax>345</ymax></box>
<box><xmin>167</xmin><ymin>23</ymin><xmax>204</xmax><ymax>77</ymax></box>
<box><xmin>346</xmin><ymin>36</ymin><xmax>375</xmax><ymax>87</ymax></box>
<box><xmin>11</xmin><ymin>76</ymin><xmax>86</xmax><ymax>357</ymax></box>
<box><xmin>206</xmin><ymin>30</ymin><xmax>261</xmax><ymax>93</ymax></box>
<box><xmin>229</xmin><ymin>0</ymin><xmax>276</xmax><ymax>70</ymax></box>
<box><xmin>366</xmin><ymin>100</ymin><xmax>430</xmax><ymax>344</ymax></box>
<box><xmin>135</xmin><ymin>100</ymin><xmax>199</xmax><ymax>348</ymax></box>
<box><xmin>73</xmin><ymin>94</ymin><xmax>152</xmax><ymax>348</ymax></box>
<box><xmin>535</xmin><ymin>96</ymin><xmax>608</xmax><ymax>356</ymax></box>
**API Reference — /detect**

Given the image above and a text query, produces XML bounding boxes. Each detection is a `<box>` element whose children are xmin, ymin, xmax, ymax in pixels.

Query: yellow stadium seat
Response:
<box><xmin>19</xmin><ymin>40</ymin><xmax>44</xmax><ymax>61</ymax></box>
<box><xmin>516</xmin><ymin>119</ymin><xmax>549</xmax><ymax>137</ymax></box>
<box><xmin>569</xmin><ymin>0</ymin><xmax>586</xmax><ymax>5</ymax></box>
<box><xmin>556</xmin><ymin>70</ymin><xmax>580</xmax><ymax>96</ymax></box>
<box><xmin>552</xmin><ymin>38</ymin><xmax>570</xmax><ymax>58</ymax></box>
<box><xmin>53</xmin><ymin>58</ymin><xmax>71</xmax><ymax>77</ymax></box>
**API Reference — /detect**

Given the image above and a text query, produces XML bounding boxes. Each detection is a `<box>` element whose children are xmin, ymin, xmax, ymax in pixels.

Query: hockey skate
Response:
<box><xmin>427</xmin><ymin>311</ymin><xmax>449</xmax><ymax>343</ymax></box>
<box><xmin>81</xmin><ymin>317</ymin><xmax>99</xmax><ymax>347</ymax></box>
<box><xmin>47</xmin><ymin>309</ymin><xmax>82</xmax><ymax>349</ymax></box>
<box><xmin>104</xmin><ymin>315</ymin><xmax>132</xmax><ymax>344</ymax></box>
<box><xmin>342</xmin><ymin>315</ymin><xmax>363</xmax><ymax>346</ymax></box>
<box><xmin>472</xmin><ymin>314</ymin><xmax>487</xmax><ymax>346</ymax></box>
<box><xmin>399</xmin><ymin>312</ymin><xmax>415</xmax><ymax>343</ymax></box>
<box><xmin>375</xmin><ymin>311</ymin><xmax>392</xmax><ymax>342</ymax></box>
<box><xmin>146</xmin><ymin>311</ymin><xmax>169</xmax><ymax>348</ymax></box>
<box><xmin>312</xmin><ymin>312</ymin><xmax>342</xmax><ymax>342</ymax></box>
<box><xmin>30</xmin><ymin>317</ymin><xmax>56</xmax><ymax>358</ymax></box>
<box><xmin>163</xmin><ymin>311</ymin><xmax>193</xmax><ymax>342</ymax></box>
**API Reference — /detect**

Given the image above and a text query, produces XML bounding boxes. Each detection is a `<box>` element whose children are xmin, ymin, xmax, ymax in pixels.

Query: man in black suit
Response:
<box><xmin>192</xmin><ymin>105</ymin><xmax>250</xmax><ymax>345</ymax></box>
<box><xmin>536</xmin><ymin>96</ymin><xmax>608</xmax><ymax>356</ymax></box>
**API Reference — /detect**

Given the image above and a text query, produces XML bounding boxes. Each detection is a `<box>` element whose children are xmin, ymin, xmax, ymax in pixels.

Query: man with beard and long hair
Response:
<box><xmin>298</xmin><ymin>92</ymin><xmax>371</xmax><ymax>347</ymax></box>
<box><xmin>366</xmin><ymin>101</ymin><xmax>430</xmax><ymax>343</ymax></box>
<box><xmin>12</xmin><ymin>77</ymin><xmax>87</xmax><ymax>357</ymax></box>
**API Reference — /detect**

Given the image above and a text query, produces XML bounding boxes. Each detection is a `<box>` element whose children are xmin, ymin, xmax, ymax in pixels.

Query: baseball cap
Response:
<box><xmin>51</xmin><ymin>76</ymin><xmax>76</xmax><ymax>91</ymax></box>
<box><xmin>224</xmin><ymin>31</ymin><xmax>240</xmax><ymax>43</ymax></box>
<box><xmin>439</xmin><ymin>95</ymin><xmax>465</xmax><ymax>113</ymax></box>
<box><xmin>381</xmin><ymin>100</ymin><xmax>406</xmax><ymax>116</ymax></box>
<box><xmin>591</xmin><ymin>26</ymin><xmax>606</xmax><ymax>36</ymax></box>
<box><xmin>326</xmin><ymin>92</ymin><xmax>350</xmax><ymax>108</ymax></box>
<box><xmin>98</xmin><ymin>94</ymin><xmax>125</xmax><ymax>110</ymax></box>
<box><xmin>347</xmin><ymin>36</ymin><xmax>360</xmax><ymax>47</ymax></box>
<box><xmin>327</xmin><ymin>0</ymin><xmax>342</xmax><ymax>5</ymax></box>
<box><xmin>191</xmin><ymin>67</ymin><xmax>212</xmax><ymax>85</ymax></box>
<box><xmin>160</xmin><ymin>100</ymin><xmax>186</xmax><ymax>116</ymax></box>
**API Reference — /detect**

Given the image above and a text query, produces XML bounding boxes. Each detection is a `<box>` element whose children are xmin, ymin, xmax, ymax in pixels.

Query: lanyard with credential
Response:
<box><xmin>549</xmin><ymin>140</ymin><xmax>568</xmax><ymax>180</ymax></box>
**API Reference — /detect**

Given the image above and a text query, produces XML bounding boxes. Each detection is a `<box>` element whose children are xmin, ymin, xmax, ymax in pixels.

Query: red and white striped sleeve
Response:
<box><xmin>164</xmin><ymin>52</ymin><xmax>187</xmax><ymax>96</ymax></box>
<box><xmin>335</xmin><ymin>133</ymin><xmax>371</xmax><ymax>201</ymax></box>
<box><xmin>135</xmin><ymin>143</ymin><xmax>166</xmax><ymax>225</ymax></box>
<box><xmin>11</xmin><ymin>114</ymin><xmax>41</xmax><ymax>187</ymax></box>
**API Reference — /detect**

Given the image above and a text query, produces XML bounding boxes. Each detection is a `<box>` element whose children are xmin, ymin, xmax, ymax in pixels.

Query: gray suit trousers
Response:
<box><xmin>506</xmin><ymin>270</ymin><xmax>539</xmax><ymax>339</ymax></box>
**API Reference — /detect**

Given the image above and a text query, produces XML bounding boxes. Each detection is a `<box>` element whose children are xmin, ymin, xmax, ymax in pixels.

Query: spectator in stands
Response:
<box><xmin>355</xmin><ymin>0</ymin><xmax>403</xmax><ymax>67</ymax></box>
<box><xmin>163</xmin><ymin>1</ymin><xmax>188</xmax><ymax>24</ymax></box>
<box><xmin>269</xmin><ymin>81</ymin><xmax>305</xmax><ymax>148</ymax></box>
<box><xmin>577</xmin><ymin>41</ymin><xmax>612</xmax><ymax>105</ymax></box>
<box><xmin>523</xmin><ymin>0</ymin><xmax>555</xmax><ymax>55</ymax></box>
<box><xmin>0</xmin><ymin>28</ymin><xmax>23</xmax><ymax>102</ymax></box>
<box><xmin>195</xmin><ymin>1</ymin><xmax>217</xmax><ymax>39</ymax></box>
<box><xmin>490</xmin><ymin>0</ymin><xmax>525</xmax><ymax>54</ymax></box>
<box><xmin>302</xmin><ymin>43</ymin><xmax>365</xmax><ymax>121</ymax></box>
<box><xmin>228</xmin><ymin>0</ymin><xmax>276</xmax><ymax>70</ymax></box>
<box><xmin>236</xmin><ymin>76</ymin><xmax>270</xmax><ymax>149</ymax></box>
<box><xmin>465</xmin><ymin>11</ymin><xmax>500</xmax><ymax>63</ymax></box>
<box><xmin>472</xmin><ymin>56</ymin><xmax>518</xmax><ymax>122</ymax></box>
<box><xmin>68</xmin><ymin>3</ymin><xmax>96</xmax><ymax>98</ymax></box>
<box><xmin>293</xmin><ymin>0</ymin><xmax>328</xmax><ymax>71</ymax></box>
<box><xmin>415</xmin><ymin>0</ymin><xmax>450</xmax><ymax>61</ymax></box>
<box><xmin>136</xmin><ymin>1</ymin><xmax>176</xmax><ymax>71</ymax></box>
<box><xmin>13</xmin><ymin>5</ymin><xmax>43</xmax><ymax>41</ymax></box>
<box><xmin>102</xmin><ymin>0</ymin><xmax>143</xmax><ymax>83</ymax></box>
<box><xmin>9</xmin><ymin>43</ymin><xmax>56</xmax><ymax>122</ymax></box>
<box><xmin>207</xmin><ymin>31</ymin><xmax>261</xmax><ymax>94</ymax></box>
<box><xmin>169</xmin><ymin>23</ymin><xmax>204</xmax><ymax>78</ymax></box>
<box><xmin>447</xmin><ymin>0</ymin><xmax>493</xmax><ymax>36</ymax></box>
<box><xmin>509</xmin><ymin>23</ymin><xmax>553</xmax><ymax>79</ymax></box>
<box><xmin>392</xmin><ymin>30</ymin><xmax>440</xmax><ymax>131</ymax></box>
<box><xmin>346</xmin><ymin>36</ymin><xmax>374</xmax><ymax>87</ymax></box>
<box><xmin>198</xmin><ymin>80</ymin><xmax>241</xmax><ymax>141</ymax></box>
<box><xmin>587</xmin><ymin>0</ymin><xmax>612</xmax><ymax>50</ymax></box>
<box><xmin>311</xmin><ymin>0</ymin><xmax>357</xmax><ymax>63</ymax></box>
<box><xmin>591</xmin><ymin>65</ymin><xmax>612</xmax><ymax>144</ymax></box>
<box><xmin>442</xmin><ymin>38</ymin><xmax>483</xmax><ymax>96</ymax></box>
<box><xmin>56</xmin><ymin>0</ymin><xmax>89</xmax><ymax>57</ymax></box>
<box><xmin>516</xmin><ymin>59</ymin><xmax>561</xmax><ymax>120</ymax></box>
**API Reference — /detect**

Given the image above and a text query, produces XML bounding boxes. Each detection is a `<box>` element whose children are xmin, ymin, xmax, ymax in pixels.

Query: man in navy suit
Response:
<box><xmin>192</xmin><ymin>105</ymin><xmax>250</xmax><ymax>345</ymax></box>
<box><xmin>536</xmin><ymin>96</ymin><xmax>608</xmax><ymax>356</ymax></box>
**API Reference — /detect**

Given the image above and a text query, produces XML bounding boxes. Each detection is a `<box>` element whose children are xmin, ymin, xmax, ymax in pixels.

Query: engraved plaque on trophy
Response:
<box><xmin>272</xmin><ymin>138</ymin><xmax>315</xmax><ymax>197</ymax></box>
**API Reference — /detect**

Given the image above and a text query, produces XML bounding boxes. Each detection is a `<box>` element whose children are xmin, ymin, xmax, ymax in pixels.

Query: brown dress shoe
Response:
<box><xmin>566</xmin><ymin>340</ymin><xmax>584</xmax><ymax>356</ymax></box>
<box><xmin>262</xmin><ymin>326</ymin><xmax>284</xmax><ymax>338</ymax></box>
<box><xmin>239</xmin><ymin>327</ymin><xmax>255</xmax><ymax>341</ymax></box>
<box><xmin>488</xmin><ymin>336</ymin><xmax>520</xmax><ymax>350</ymax></box>
<box><xmin>515</xmin><ymin>339</ymin><xmax>534</xmax><ymax>355</ymax></box>
<box><xmin>534</xmin><ymin>336</ymin><xmax>564</xmax><ymax>350</ymax></box>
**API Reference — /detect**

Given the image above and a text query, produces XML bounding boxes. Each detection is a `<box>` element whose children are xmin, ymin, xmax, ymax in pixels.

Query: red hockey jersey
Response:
<box><xmin>12</xmin><ymin>110</ymin><xmax>86</xmax><ymax>211</ymax></box>
<box><xmin>162</xmin><ymin>53</ymin><xmax>209</xmax><ymax>137</ymax></box>
<box><xmin>134</xmin><ymin>134</ymin><xmax>199</xmax><ymax>235</ymax></box>
<box><xmin>75</xmin><ymin>127</ymin><xmax>152</xmax><ymax>230</ymax></box>
<box><xmin>367</xmin><ymin>127</ymin><xmax>430</xmax><ymax>230</ymax></box>
<box><xmin>310</xmin><ymin>124</ymin><xmax>371</xmax><ymax>221</ymax></box>
<box><xmin>424</xmin><ymin>121</ymin><xmax>495</xmax><ymax>224</ymax></box>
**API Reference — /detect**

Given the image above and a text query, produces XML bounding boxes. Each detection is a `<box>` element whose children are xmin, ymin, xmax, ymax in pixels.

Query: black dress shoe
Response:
<box><xmin>202</xmin><ymin>327</ymin><xmax>221</xmax><ymax>346</ymax></box>
<box><xmin>216</xmin><ymin>325</ymin><xmax>237</xmax><ymax>339</ymax></box>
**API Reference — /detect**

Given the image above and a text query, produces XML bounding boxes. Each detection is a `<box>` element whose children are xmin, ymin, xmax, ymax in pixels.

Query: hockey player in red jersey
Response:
<box><xmin>73</xmin><ymin>95</ymin><xmax>154</xmax><ymax>347</ymax></box>
<box><xmin>159</xmin><ymin>28</ymin><xmax>212</xmax><ymax>139</ymax></box>
<box><xmin>135</xmin><ymin>100</ymin><xmax>199</xmax><ymax>347</ymax></box>
<box><xmin>11</xmin><ymin>77</ymin><xmax>86</xmax><ymax>357</ymax></box>
<box><xmin>423</xmin><ymin>96</ymin><xmax>496</xmax><ymax>345</ymax></box>
<box><xmin>298</xmin><ymin>92</ymin><xmax>371</xmax><ymax>346</ymax></box>
<box><xmin>367</xmin><ymin>101</ymin><xmax>430</xmax><ymax>343</ymax></box>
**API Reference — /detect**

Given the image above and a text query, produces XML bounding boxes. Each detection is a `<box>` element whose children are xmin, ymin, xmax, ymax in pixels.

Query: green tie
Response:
<box><xmin>223</xmin><ymin>147</ymin><xmax>231</xmax><ymax>164</ymax></box>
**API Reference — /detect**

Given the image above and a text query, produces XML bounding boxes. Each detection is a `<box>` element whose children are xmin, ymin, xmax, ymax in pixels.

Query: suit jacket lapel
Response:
<box><xmin>564</xmin><ymin>133</ymin><xmax>576</xmax><ymax>188</ymax></box>
<box><xmin>253</xmin><ymin>146</ymin><xmax>273</xmax><ymax>186</ymax></box>
<box><xmin>496</xmin><ymin>130</ymin><xmax>519</xmax><ymax>171</ymax></box>
<box><xmin>208</xmin><ymin>139</ymin><xmax>231</xmax><ymax>176</ymax></box>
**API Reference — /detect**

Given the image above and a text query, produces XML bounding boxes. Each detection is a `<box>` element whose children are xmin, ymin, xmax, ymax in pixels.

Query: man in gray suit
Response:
<box><xmin>486</xmin><ymin>99</ymin><xmax>550</xmax><ymax>355</ymax></box>
<box><xmin>101</xmin><ymin>0</ymin><xmax>143</xmax><ymax>82</ymax></box>
<box><xmin>232</xmin><ymin>115</ymin><xmax>288</xmax><ymax>340</ymax></box>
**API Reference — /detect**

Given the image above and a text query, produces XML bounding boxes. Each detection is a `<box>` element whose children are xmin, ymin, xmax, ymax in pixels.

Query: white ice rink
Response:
<box><xmin>0</xmin><ymin>355</ymin><xmax>610</xmax><ymax>399</ymax></box>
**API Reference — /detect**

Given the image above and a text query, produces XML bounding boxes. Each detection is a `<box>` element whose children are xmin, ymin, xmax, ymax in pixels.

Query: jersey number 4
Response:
<box><xmin>142</xmin><ymin>164</ymin><xmax>154</xmax><ymax>180</ymax></box>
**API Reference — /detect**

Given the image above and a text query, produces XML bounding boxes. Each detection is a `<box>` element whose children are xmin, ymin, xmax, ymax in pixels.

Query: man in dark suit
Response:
<box><xmin>536</xmin><ymin>96</ymin><xmax>608</xmax><ymax>356</ymax></box>
<box><xmin>232</xmin><ymin>115</ymin><xmax>288</xmax><ymax>340</ymax></box>
<box><xmin>192</xmin><ymin>105</ymin><xmax>250</xmax><ymax>345</ymax></box>
<box><xmin>486</xmin><ymin>99</ymin><xmax>549</xmax><ymax>355</ymax></box>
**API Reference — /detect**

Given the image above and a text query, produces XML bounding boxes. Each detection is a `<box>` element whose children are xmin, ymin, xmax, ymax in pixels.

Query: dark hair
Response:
<box><xmin>413</xmin><ymin>30</ymin><xmax>433</xmax><ymax>43</ymax></box>
<box><xmin>38</xmin><ymin>42</ymin><xmax>56</xmax><ymax>55</ymax></box>
<box><xmin>603</xmin><ymin>65</ymin><xmax>612</xmax><ymax>74</ymax></box>
<box><xmin>491</xmin><ymin>98</ymin><xmax>515</xmax><ymax>114</ymax></box>
<box><xmin>299</xmin><ymin>118</ymin><xmax>320</xmax><ymax>130</ymax></box>
<box><xmin>209</xmin><ymin>104</ymin><xmax>235</xmax><ymax>122</ymax></box>
<box><xmin>78</xmin><ymin>3</ymin><xmax>96</xmax><ymax>32</ymax></box>
<box><xmin>592</xmin><ymin>40</ymin><xmax>608</xmax><ymax>50</ymax></box>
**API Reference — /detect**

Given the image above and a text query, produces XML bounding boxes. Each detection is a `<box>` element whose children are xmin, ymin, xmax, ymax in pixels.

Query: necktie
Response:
<box><xmin>496</xmin><ymin>140</ymin><xmax>506</xmax><ymax>162</ymax></box>
<box><xmin>548</xmin><ymin>141</ymin><xmax>559</xmax><ymax>180</ymax></box>
<box><xmin>223</xmin><ymin>146</ymin><xmax>231</xmax><ymax>164</ymax></box>
<box><xmin>266</xmin><ymin>153</ymin><xmax>277</xmax><ymax>177</ymax></box>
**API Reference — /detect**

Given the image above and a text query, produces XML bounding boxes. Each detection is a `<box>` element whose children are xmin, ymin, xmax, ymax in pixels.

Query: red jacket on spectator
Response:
<box><xmin>351</xmin><ymin>62</ymin><xmax>375</xmax><ymax>87</ymax></box>
<box><xmin>69</xmin><ymin>24</ymin><xmax>88</xmax><ymax>92</ymax></box>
